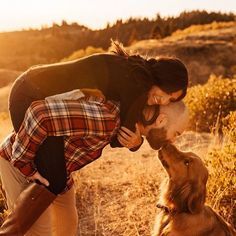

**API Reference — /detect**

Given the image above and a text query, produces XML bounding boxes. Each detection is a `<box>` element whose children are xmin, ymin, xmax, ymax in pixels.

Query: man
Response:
<box><xmin>0</xmin><ymin>91</ymin><xmax>188</xmax><ymax>235</ymax></box>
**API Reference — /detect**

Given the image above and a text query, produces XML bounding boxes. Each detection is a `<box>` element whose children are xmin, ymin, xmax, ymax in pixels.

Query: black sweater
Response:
<box><xmin>26</xmin><ymin>53</ymin><xmax>154</xmax><ymax>147</ymax></box>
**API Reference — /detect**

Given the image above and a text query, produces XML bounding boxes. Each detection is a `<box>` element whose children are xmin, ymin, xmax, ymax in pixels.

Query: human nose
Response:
<box><xmin>161</xmin><ymin>97</ymin><xmax>170</xmax><ymax>105</ymax></box>
<box><xmin>153</xmin><ymin>95</ymin><xmax>161</xmax><ymax>104</ymax></box>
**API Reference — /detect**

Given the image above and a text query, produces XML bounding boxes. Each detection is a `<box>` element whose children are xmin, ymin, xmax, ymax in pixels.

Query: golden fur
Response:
<box><xmin>152</xmin><ymin>144</ymin><xmax>236</xmax><ymax>236</ymax></box>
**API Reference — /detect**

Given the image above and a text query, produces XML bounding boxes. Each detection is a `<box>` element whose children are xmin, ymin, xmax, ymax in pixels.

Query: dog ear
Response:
<box><xmin>187</xmin><ymin>182</ymin><xmax>206</xmax><ymax>214</ymax></box>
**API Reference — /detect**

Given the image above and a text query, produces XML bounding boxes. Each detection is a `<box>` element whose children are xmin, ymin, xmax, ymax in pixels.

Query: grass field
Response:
<box><xmin>1</xmin><ymin>114</ymin><xmax>234</xmax><ymax>235</ymax></box>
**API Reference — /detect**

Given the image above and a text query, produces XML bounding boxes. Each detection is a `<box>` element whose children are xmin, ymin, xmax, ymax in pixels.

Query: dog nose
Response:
<box><xmin>163</xmin><ymin>142</ymin><xmax>172</xmax><ymax>149</ymax></box>
<box><xmin>161</xmin><ymin>142</ymin><xmax>173</xmax><ymax>150</ymax></box>
<box><xmin>158</xmin><ymin>149</ymin><xmax>163</xmax><ymax>159</ymax></box>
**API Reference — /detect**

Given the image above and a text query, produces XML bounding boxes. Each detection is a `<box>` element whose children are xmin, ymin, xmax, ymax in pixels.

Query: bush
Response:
<box><xmin>172</xmin><ymin>21</ymin><xmax>235</xmax><ymax>37</ymax></box>
<box><xmin>205</xmin><ymin>112</ymin><xmax>236</xmax><ymax>227</ymax></box>
<box><xmin>61</xmin><ymin>46</ymin><xmax>105</xmax><ymax>62</ymax></box>
<box><xmin>222</xmin><ymin>111</ymin><xmax>236</xmax><ymax>143</ymax></box>
<box><xmin>184</xmin><ymin>75</ymin><xmax>236</xmax><ymax>132</ymax></box>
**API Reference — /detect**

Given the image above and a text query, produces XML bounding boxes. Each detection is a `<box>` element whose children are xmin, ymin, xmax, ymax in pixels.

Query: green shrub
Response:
<box><xmin>61</xmin><ymin>46</ymin><xmax>105</xmax><ymax>62</ymax></box>
<box><xmin>205</xmin><ymin>114</ymin><xmax>236</xmax><ymax>227</ymax></box>
<box><xmin>184</xmin><ymin>75</ymin><xmax>236</xmax><ymax>132</ymax></box>
<box><xmin>172</xmin><ymin>21</ymin><xmax>235</xmax><ymax>37</ymax></box>
<box><xmin>222</xmin><ymin>111</ymin><xmax>236</xmax><ymax>143</ymax></box>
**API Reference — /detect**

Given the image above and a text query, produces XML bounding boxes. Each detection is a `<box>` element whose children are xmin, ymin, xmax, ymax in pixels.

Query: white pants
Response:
<box><xmin>0</xmin><ymin>158</ymin><xmax>78</xmax><ymax>236</ymax></box>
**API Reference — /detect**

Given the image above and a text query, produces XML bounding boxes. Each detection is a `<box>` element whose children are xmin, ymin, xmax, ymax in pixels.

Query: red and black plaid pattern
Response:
<box><xmin>0</xmin><ymin>96</ymin><xmax>120</xmax><ymax>181</ymax></box>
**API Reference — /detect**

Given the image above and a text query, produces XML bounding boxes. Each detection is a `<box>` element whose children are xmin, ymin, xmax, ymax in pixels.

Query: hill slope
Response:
<box><xmin>129</xmin><ymin>22</ymin><xmax>236</xmax><ymax>85</ymax></box>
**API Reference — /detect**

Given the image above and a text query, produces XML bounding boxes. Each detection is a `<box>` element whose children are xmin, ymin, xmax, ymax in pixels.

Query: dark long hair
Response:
<box><xmin>110</xmin><ymin>40</ymin><xmax>188</xmax><ymax>125</ymax></box>
<box><xmin>110</xmin><ymin>39</ymin><xmax>154</xmax><ymax>86</ymax></box>
<box><xmin>146</xmin><ymin>57</ymin><xmax>188</xmax><ymax>101</ymax></box>
<box><xmin>110</xmin><ymin>40</ymin><xmax>188</xmax><ymax>100</ymax></box>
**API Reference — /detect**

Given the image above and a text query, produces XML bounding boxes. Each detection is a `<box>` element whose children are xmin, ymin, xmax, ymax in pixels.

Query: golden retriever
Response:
<box><xmin>152</xmin><ymin>143</ymin><xmax>236</xmax><ymax>236</ymax></box>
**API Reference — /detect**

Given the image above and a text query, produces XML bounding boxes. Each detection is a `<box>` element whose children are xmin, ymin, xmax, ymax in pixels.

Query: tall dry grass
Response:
<box><xmin>73</xmin><ymin>128</ymin><xmax>235</xmax><ymax>235</ymax></box>
<box><xmin>0</xmin><ymin>74</ymin><xmax>235</xmax><ymax>234</ymax></box>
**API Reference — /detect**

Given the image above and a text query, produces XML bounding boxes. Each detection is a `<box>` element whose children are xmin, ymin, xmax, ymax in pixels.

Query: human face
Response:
<box><xmin>165</xmin><ymin>122</ymin><xmax>186</xmax><ymax>143</ymax></box>
<box><xmin>146</xmin><ymin>127</ymin><xmax>168</xmax><ymax>150</ymax></box>
<box><xmin>147</xmin><ymin>86</ymin><xmax>183</xmax><ymax>106</ymax></box>
<box><xmin>142</xmin><ymin>111</ymin><xmax>187</xmax><ymax>150</ymax></box>
<box><xmin>145</xmin><ymin>126</ymin><xmax>184</xmax><ymax>150</ymax></box>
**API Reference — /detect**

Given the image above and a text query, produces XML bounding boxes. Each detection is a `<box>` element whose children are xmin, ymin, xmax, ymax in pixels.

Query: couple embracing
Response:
<box><xmin>0</xmin><ymin>41</ymin><xmax>188</xmax><ymax>235</ymax></box>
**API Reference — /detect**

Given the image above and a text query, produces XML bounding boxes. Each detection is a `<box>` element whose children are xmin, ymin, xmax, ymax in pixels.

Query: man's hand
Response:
<box><xmin>117</xmin><ymin>124</ymin><xmax>142</xmax><ymax>149</ymax></box>
<box><xmin>80</xmin><ymin>88</ymin><xmax>105</xmax><ymax>99</ymax></box>
<box><xmin>27</xmin><ymin>171</ymin><xmax>50</xmax><ymax>187</ymax></box>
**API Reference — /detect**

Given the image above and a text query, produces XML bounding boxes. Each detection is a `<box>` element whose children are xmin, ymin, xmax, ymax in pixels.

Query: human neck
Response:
<box><xmin>142</xmin><ymin>105</ymin><xmax>156</xmax><ymax>121</ymax></box>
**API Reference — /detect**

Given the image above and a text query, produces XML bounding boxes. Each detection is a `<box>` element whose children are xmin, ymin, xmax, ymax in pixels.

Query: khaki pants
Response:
<box><xmin>0</xmin><ymin>158</ymin><xmax>78</xmax><ymax>236</ymax></box>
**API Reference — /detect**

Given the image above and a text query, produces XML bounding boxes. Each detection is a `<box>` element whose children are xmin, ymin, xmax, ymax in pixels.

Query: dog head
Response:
<box><xmin>158</xmin><ymin>143</ymin><xmax>208</xmax><ymax>214</ymax></box>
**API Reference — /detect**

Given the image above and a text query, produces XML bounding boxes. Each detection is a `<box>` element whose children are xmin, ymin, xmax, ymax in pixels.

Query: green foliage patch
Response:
<box><xmin>205</xmin><ymin>111</ymin><xmax>236</xmax><ymax>227</ymax></box>
<box><xmin>184</xmin><ymin>75</ymin><xmax>236</xmax><ymax>132</ymax></box>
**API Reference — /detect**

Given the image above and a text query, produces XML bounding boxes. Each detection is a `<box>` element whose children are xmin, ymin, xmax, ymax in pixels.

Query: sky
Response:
<box><xmin>0</xmin><ymin>0</ymin><xmax>235</xmax><ymax>32</ymax></box>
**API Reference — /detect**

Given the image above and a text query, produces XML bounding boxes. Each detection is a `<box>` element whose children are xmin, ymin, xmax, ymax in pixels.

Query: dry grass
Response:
<box><xmin>72</xmin><ymin>130</ymin><xmax>236</xmax><ymax>235</ymax></box>
<box><xmin>74</xmin><ymin>142</ymin><xmax>162</xmax><ymax>236</ymax></box>
<box><xmin>0</xmin><ymin>112</ymin><xmax>235</xmax><ymax>235</ymax></box>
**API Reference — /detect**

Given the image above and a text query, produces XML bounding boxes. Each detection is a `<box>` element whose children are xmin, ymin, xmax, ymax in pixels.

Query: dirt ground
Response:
<box><xmin>74</xmin><ymin>132</ymin><xmax>214</xmax><ymax>235</ymax></box>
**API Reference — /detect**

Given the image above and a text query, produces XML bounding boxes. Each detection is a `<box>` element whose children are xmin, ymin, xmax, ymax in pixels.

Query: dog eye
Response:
<box><xmin>184</xmin><ymin>159</ymin><xmax>190</xmax><ymax>166</ymax></box>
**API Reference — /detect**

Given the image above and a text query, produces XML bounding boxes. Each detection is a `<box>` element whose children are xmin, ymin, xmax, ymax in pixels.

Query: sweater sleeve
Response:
<box><xmin>110</xmin><ymin>93</ymin><xmax>147</xmax><ymax>151</ymax></box>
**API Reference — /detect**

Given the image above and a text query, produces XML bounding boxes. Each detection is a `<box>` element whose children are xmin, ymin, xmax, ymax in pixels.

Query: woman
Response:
<box><xmin>1</xmin><ymin>41</ymin><xmax>188</xmax><ymax>234</ymax></box>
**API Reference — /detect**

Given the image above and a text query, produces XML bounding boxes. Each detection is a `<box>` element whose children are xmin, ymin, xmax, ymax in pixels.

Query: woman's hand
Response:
<box><xmin>27</xmin><ymin>171</ymin><xmax>50</xmax><ymax>187</ymax></box>
<box><xmin>117</xmin><ymin>124</ymin><xmax>142</xmax><ymax>149</ymax></box>
<box><xmin>80</xmin><ymin>88</ymin><xmax>105</xmax><ymax>99</ymax></box>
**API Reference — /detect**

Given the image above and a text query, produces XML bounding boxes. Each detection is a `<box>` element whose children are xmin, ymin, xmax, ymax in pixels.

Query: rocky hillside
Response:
<box><xmin>129</xmin><ymin>22</ymin><xmax>236</xmax><ymax>85</ymax></box>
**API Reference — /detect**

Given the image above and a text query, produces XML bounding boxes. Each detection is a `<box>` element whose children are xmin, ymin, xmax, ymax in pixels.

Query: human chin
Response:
<box><xmin>146</xmin><ymin>128</ymin><xmax>169</xmax><ymax>150</ymax></box>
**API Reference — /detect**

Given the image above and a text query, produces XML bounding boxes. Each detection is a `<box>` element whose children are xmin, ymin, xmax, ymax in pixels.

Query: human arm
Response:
<box><xmin>11</xmin><ymin>97</ymin><xmax>119</xmax><ymax>177</ymax></box>
<box><xmin>27</xmin><ymin>171</ymin><xmax>49</xmax><ymax>186</ymax></box>
<box><xmin>45</xmin><ymin>88</ymin><xmax>105</xmax><ymax>101</ymax></box>
<box><xmin>0</xmin><ymin>132</ymin><xmax>49</xmax><ymax>185</ymax></box>
<box><xmin>117</xmin><ymin>124</ymin><xmax>144</xmax><ymax>151</ymax></box>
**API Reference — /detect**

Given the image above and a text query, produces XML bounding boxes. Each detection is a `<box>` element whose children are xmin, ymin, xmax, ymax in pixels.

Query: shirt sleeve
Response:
<box><xmin>11</xmin><ymin>98</ymin><xmax>119</xmax><ymax>176</ymax></box>
<box><xmin>11</xmin><ymin>101</ymin><xmax>48</xmax><ymax>176</ymax></box>
<box><xmin>0</xmin><ymin>132</ymin><xmax>16</xmax><ymax>161</ymax></box>
<box><xmin>45</xmin><ymin>89</ymin><xmax>85</xmax><ymax>101</ymax></box>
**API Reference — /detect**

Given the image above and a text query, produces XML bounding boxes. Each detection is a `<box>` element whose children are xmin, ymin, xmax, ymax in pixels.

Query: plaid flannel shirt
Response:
<box><xmin>0</xmin><ymin>96</ymin><xmax>120</xmax><ymax>189</ymax></box>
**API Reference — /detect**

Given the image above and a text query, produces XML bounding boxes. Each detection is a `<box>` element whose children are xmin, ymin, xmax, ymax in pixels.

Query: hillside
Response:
<box><xmin>0</xmin><ymin>121</ymin><xmax>221</xmax><ymax>235</ymax></box>
<box><xmin>129</xmin><ymin>21</ymin><xmax>236</xmax><ymax>85</ymax></box>
<box><xmin>0</xmin><ymin>11</ymin><xmax>234</xmax><ymax>71</ymax></box>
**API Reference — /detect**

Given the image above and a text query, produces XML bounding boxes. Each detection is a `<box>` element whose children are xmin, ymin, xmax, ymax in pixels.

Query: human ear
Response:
<box><xmin>155</xmin><ymin>114</ymin><xmax>167</xmax><ymax>127</ymax></box>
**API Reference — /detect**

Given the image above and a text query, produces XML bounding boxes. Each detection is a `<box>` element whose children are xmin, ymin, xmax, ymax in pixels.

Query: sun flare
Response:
<box><xmin>0</xmin><ymin>0</ymin><xmax>235</xmax><ymax>32</ymax></box>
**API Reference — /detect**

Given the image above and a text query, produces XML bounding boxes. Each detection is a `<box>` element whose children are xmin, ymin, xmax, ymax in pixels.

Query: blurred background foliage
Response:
<box><xmin>0</xmin><ymin>10</ymin><xmax>234</xmax><ymax>71</ymax></box>
<box><xmin>184</xmin><ymin>75</ymin><xmax>236</xmax><ymax>132</ymax></box>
